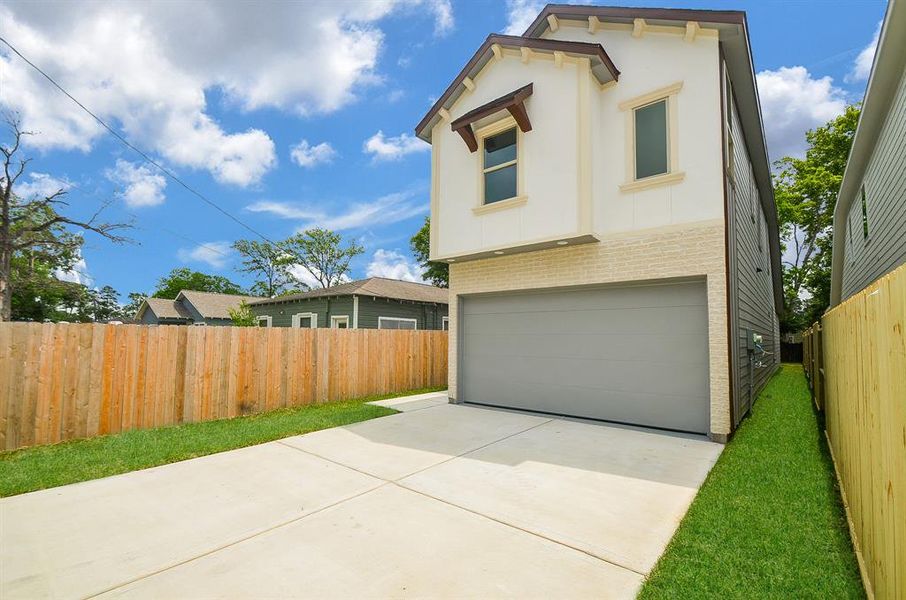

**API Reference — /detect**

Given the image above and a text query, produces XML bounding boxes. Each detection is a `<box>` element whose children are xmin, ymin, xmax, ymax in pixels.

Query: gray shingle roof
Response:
<box><xmin>250</xmin><ymin>277</ymin><xmax>448</xmax><ymax>306</ymax></box>
<box><xmin>176</xmin><ymin>290</ymin><xmax>262</xmax><ymax>319</ymax></box>
<box><xmin>142</xmin><ymin>297</ymin><xmax>192</xmax><ymax>321</ymax></box>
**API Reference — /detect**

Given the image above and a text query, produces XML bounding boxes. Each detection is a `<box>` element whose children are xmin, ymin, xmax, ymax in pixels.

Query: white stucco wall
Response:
<box><xmin>430</xmin><ymin>21</ymin><xmax>724</xmax><ymax>259</ymax></box>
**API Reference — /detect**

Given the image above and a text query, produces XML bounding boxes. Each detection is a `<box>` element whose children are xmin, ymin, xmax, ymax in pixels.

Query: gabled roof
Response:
<box><xmin>250</xmin><ymin>277</ymin><xmax>449</xmax><ymax>306</ymax></box>
<box><xmin>138</xmin><ymin>297</ymin><xmax>192</xmax><ymax>321</ymax></box>
<box><xmin>830</xmin><ymin>0</ymin><xmax>906</xmax><ymax>307</ymax></box>
<box><xmin>175</xmin><ymin>290</ymin><xmax>261</xmax><ymax>319</ymax></box>
<box><xmin>415</xmin><ymin>34</ymin><xmax>619</xmax><ymax>142</ymax></box>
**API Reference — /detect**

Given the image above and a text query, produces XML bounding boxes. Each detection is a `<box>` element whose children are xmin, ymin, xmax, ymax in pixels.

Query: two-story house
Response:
<box><xmin>416</xmin><ymin>5</ymin><xmax>782</xmax><ymax>442</ymax></box>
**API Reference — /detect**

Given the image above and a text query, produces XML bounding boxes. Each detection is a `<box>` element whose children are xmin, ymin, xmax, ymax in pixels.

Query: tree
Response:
<box><xmin>123</xmin><ymin>292</ymin><xmax>147</xmax><ymax>318</ymax></box>
<box><xmin>228</xmin><ymin>300</ymin><xmax>258</xmax><ymax>326</ymax></box>
<box><xmin>773</xmin><ymin>104</ymin><xmax>860</xmax><ymax>332</ymax></box>
<box><xmin>283</xmin><ymin>228</ymin><xmax>363</xmax><ymax>289</ymax></box>
<box><xmin>152</xmin><ymin>267</ymin><xmax>245</xmax><ymax>299</ymax></box>
<box><xmin>90</xmin><ymin>285</ymin><xmax>125</xmax><ymax>321</ymax></box>
<box><xmin>232</xmin><ymin>239</ymin><xmax>293</xmax><ymax>297</ymax></box>
<box><xmin>1</xmin><ymin>118</ymin><xmax>131</xmax><ymax>321</ymax></box>
<box><xmin>411</xmin><ymin>216</ymin><xmax>448</xmax><ymax>288</ymax></box>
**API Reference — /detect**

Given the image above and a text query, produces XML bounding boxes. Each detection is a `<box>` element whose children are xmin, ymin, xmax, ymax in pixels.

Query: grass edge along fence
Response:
<box><xmin>803</xmin><ymin>263</ymin><xmax>905</xmax><ymax>600</ymax></box>
<box><xmin>0</xmin><ymin>324</ymin><xmax>448</xmax><ymax>452</ymax></box>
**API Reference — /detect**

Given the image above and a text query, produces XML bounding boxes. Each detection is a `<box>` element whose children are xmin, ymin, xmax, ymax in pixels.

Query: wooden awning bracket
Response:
<box><xmin>450</xmin><ymin>83</ymin><xmax>534</xmax><ymax>152</ymax></box>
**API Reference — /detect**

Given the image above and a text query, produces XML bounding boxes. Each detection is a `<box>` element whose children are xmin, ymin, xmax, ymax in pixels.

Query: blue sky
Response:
<box><xmin>0</xmin><ymin>0</ymin><xmax>886</xmax><ymax>300</ymax></box>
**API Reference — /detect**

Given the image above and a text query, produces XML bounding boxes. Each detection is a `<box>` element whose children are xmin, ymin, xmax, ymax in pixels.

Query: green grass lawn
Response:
<box><xmin>0</xmin><ymin>389</ymin><xmax>442</xmax><ymax>497</ymax></box>
<box><xmin>639</xmin><ymin>364</ymin><xmax>864</xmax><ymax>599</ymax></box>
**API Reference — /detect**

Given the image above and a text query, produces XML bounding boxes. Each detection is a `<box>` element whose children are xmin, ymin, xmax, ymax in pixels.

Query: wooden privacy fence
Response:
<box><xmin>804</xmin><ymin>263</ymin><xmax>905</xmax><ymax>600</ymax></box>
<box><xmin>0</xmin><ymin>324</ymin><xmax>448</xmax><ymax>452</ymax></box>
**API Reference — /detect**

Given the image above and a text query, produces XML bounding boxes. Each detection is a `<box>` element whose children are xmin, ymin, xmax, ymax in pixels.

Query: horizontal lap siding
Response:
<box><xmin>250</xmin><ymin>297</ymin><xmax>353</xmax><ymax>328</ymax></box>
<box><xmin>356</xmin><ymin>297</ymin><xmax>448</xmax><ymax>330</ymax></box>
<box><xmin>728</xmin><ymin>87</ymin><xmax>779</xmax><ymax>424</ymax></box>
<box><xmin>841</xmin><ymin>68</ymin><xmax>906</xmax><ymax>300</ymax></box>
<box><xmin>0</xmin><ymin>324</ymin><xmax>448</xmax><ymax>451</ymax></box>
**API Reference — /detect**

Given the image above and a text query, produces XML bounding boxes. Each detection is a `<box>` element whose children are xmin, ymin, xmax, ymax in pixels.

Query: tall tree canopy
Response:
<box><xmin>152</xmin><ymin>267</ymin><xmax>245</xmax><ymax>299</ymax></box>
<box><xmin>283</xmin><ymin>228</ymin><xmax>363</xmax><ymax>289</ymax></box>
<box><xmin>773</xmin><ymin>104</ymin><xmax>860</xmax><ymax>332</ymax></box>
<box><xmin>0</xmin><ymin>118</ymin><xmax>130</xmax><ymax>321</ymax></box>
<box><xmin>232</xmin><ymin>238</ymin><xmax>294</xmax><ymax>297</ymax></box>
<box><xmin>411</xmin><ymin>216</ymin><xmax>448</xmax><ymax>288</ymax></box>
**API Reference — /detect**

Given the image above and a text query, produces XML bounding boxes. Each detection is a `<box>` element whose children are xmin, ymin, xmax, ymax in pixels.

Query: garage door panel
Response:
<box><xmin>460</xmin><ymin>281</ymin><xmax>710</xmax><ymax>434</ymax></box>
<box><xmin>462</xmin><ymin>305</ymin><xmax>707</xmax><ymax>337</ymax></box>
<box><xmin>462</xmin><ymin>283</ymin><xmax>705</xmax><ymax>315</ymax></box>
<box><xmin>464</xmin><ymin>375</ymin><xmax>707</xmax><ymax>433</ymax></box>
<box><xmin>466</xmin><ymin>354</ymin><xmax>708</xmax><ymax>398</ymax></box>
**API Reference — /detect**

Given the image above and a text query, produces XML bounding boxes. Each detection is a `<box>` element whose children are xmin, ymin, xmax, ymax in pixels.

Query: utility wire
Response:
<box><xmin>0</xmin><ymin>35</ymin><xmax>277</xmax><ymax>246</ymax></box>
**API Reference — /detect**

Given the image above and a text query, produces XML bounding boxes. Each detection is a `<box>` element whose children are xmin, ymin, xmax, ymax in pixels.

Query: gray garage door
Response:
<box><xmin>460</xmin><ymin>280</ymin><xmax>710</xmax><ymax>433</ymax></box>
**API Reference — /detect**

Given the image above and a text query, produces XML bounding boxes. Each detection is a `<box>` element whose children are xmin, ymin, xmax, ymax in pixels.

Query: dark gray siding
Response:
<box><xmin>250</xmin><ymin>295</ymin><xmax>448</xmax><ymax>330</ymax></box>
<box><xmin>140</xmin><ymin>310</ymin><xmax>159</xmax><ymax>325</ymax></box>
<box><xmin>356</xmin><ymin>296</ymin><xmax>447</xmax><ymax>330</ymax></box>
<box><xmin>250</xmin><ymin>297</ymin><xmax>354</xmax><ymax>328</ymax></box>
<box><xmin>841</xmin><ymin>68</ymin><xmax>906</xmax><ymax>299</ymax></box>
<box><xmin>726</xmin><ymin>74</ymin><xmax>780</xmax><ymax>424</ymax></box>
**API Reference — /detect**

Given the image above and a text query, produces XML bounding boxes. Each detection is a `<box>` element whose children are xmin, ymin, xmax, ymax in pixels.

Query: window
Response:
<box><xmin>292</xmin><ymin>312</ymin><xmax>317</xmax><ymax>328</ymax></box>
<box><xmin>482</xmin><ymin>127</ymin><xmax>517</xmax><ymax>204</ymax></box>
<box><xmin>378</xmin><ymin>317</ymin><xmax>417</xmax><ymax>330</ymax></box>
<box><xmin>860</xmin><ymin>184</ymin><xmax>869</xmax><ymax>240</ymax></box>
<box><xmin>634</xmin><ymin>99</ymin><xmax>669</xmax><ymax>180</ymax></box>
<box><xmin>618</xmin><ymin>82</ymin><xmax>684</xmax><ymax>192</ymax></box>
<box><xmin>331</xmin><ymin>315</ymin><xmax>349</xmax><ymax>329</ymax></box>
<box><xmin>442</xmin><ymin>316</ymin><xmax>450</xmax><ymax>331</ymax></box>
<box><xmin>257</xmin><ymin>316</ymin><xmax>272</xmax><ymax>327</ymax></box>
<box><xmin>192</xmin><ymin>322</ymin><xmax>207</xmax><ymax>327</ymax></box>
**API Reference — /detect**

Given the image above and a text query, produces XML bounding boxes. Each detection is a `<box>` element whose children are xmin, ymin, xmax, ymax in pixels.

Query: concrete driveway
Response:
<box><xmin>1</xmin><ymin>392</ymin><xmax>722</xmax><ymax>599</ymax></box>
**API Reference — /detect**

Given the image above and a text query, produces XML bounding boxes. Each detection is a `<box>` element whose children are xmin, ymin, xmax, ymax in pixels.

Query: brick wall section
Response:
<box><xmin>448</xmin><ymin>219</ymin><xmax>732</xmax><ymax>436</ymax></box>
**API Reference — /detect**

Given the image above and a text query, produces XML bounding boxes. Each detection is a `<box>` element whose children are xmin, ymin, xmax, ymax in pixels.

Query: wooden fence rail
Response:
<box><xmin>0</xmin><ymin>324</ymin><xmax>448</xmax><ymax>452</ymax></box>
<box><xmin>804</xmin><ymin>263</ymin><xmax>905</xmax><ymax>599</ymax></box>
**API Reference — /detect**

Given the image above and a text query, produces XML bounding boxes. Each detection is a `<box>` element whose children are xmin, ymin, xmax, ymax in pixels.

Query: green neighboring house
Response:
<box><xmin>135</xmin><ymin>290</ymin><xmax>261</xmax><ymax>326</ymax></box>
<box><xmin>249</xmin><ymin>277</ymin><xmax>449</xmax><ymax>330</ymax></box>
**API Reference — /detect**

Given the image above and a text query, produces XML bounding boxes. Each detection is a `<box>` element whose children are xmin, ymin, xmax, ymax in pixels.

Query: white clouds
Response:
<box><xmin>55</xmin><ymin>253</ymin><xmax>91</xmax><ymax>286</ymax></box>
<box><xmin>0</xmin><ymin>1</ymin><xmax>451</xmax><ymax>186</ymax></box>
<box><xmin>366</xmin><ymin>249</ymin><xmax>425</xmax><ymax>282</ymax></box>
<box><xmin>106</xmin><ymin>160</ymin><xmax>167</xmax><ymax>207</ymax></box>
<box><xmin>15</xmin><ymin>172</ymin><xmax>72</xmax><ymax>199</ymax></box>
<box><xmin>290</xmin><ymin>140</ymin><xmax>337</xmax><ymax>168</ymax></box>
<box><xmin>287</xmin><ymin>265</ymin><xmax>350</xmax><ymax>290</ymax></box>
<box><xmin>247</xmin><ymin>189</ymin><xmax>427</xmax><ymax>232</ymax></box>
<box><xmin>503</xmin><ymin>0</ymin><xmax>545</xmax><ymax>35</ymax></box>
<box><xmin>363</xmin><ymin>131</ymin><xmax>429</xmax><ymax>161</ymax></box>
<box><xmin>177</xmin><ymin>241</ymin><xmax>232</xmax><ymax>269</ymax></box>
<box><xmin>756</xmin><ymin>66</ymin><xmax>847</xmax><ymax>160</ymax></box>
<box><xmin>847</xmin><ymin>22</ymin><xmax>882</xmax><ymax>83</ymax></box>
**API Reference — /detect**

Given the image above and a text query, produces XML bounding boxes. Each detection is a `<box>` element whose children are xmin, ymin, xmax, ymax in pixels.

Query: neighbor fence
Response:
<box><xmin>0</xmin><ymin>324</ymin><xmax>447</xmax><ymax>452</ymax></box>
<box><xmin>803</xmin><ymin>263</ymin><xmax>905</xmax><ymax>600</ymax></box>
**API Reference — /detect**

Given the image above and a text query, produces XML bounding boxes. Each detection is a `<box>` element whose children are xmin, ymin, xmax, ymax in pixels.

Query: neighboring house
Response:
<box><xmin>830</xmin><ymin>0</ymin><xmax>906</xmax><ymax>307</ymax></box>
<box><xmin>249</xmin><ymin>277</ymin><xmax>449</xmax><ymax>330</ymax></box>
<box><xmin>135</xmin><ymin>290</ymin><xmax>261</xmax><ymax>325</ymax></box>
<box><xmin>416</xmin><ymin>4</ymin><xmax>782</xmax><ymax>441</ymax></box>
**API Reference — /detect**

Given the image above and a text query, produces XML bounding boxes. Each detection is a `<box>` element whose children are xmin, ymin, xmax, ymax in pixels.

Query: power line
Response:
<box><xmin>0</xmin><ymin>35</ymin><xmax>277</xmax><ymax>246</ymax></box>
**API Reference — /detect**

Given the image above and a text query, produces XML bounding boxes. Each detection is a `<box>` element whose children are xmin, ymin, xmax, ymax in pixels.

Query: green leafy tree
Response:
<box><xmin>411</xmin><ymin>216</ymin><xmax>447</xmax><ymax>288</ymax></box>
<box><xmin>228</xmin><ymin>300</ymin><xmax>258</xmax><ymax>326</ymax></box>
<box><xmin>283</xmin><ymin>228</ymin><xmax>363</xmax><ymax>289</ymax></box>
<box><xmin>232</xmin><ymin>239</ymin><xmax>293</xmax><ymax>297</ymax></box>
<box><xmin>152</xmin><ymin>267</ymin><xmax>245</xmax><ymax>299</ymax></box>
<box><xmin>1</xmin><ymin>118</ymin><xmax>131</xmax><ymax>321</ymax></box>
<box><xmin>773</xmin><ymin>104</ymin><xmax>860</xmax><ymax>331</ymax></box>
<box><xmin>90</xmin><ymin>285</ymin><xmax>124</xmax><ymax>321</ymax></box>
<box><xmin>123</xmin><ymin>292</ymin><xmax>147</xmax><ymax>318</ymax></box>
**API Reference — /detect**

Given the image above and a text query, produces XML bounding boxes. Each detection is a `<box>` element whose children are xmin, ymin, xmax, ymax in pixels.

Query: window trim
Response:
<box><xmin>330</xmin><ymin>315</ymin><xmax>350</xmax><ymax>329</ymax></box>
<box><xmin>618</xmin><ymin>82</ymin><xmax>685</xmax><ymax>193</ymax></box>
<box><xmin>442</xmin><ymin>316</ymin><xmax>450</xmax><ymax>331</ymax></box>
<box><xmin>377</xmin><ymin>316</ymin><xmax>418</xmax><ymax>330</ymax></box>
<box><xmin>475</xmin><ymin>116</ymin><xmax>525</xmax><ymax>211</ymax></box>
<box><xmin>257</xmin><ymin>315</ymin><xmax>272</xmax><ymax>328</ymax></box>
<box><xmin>291</xmin><ymin>312</ymin><xmax>318</xmax><ymax>328</ymax></box>
<box><xmin>192</xmin><ymin>322</ymin><xmax>207</xmax><ymax>327</ymax></box>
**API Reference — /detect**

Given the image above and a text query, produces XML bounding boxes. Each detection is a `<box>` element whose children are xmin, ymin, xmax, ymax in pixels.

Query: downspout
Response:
<box><xmin>352</xmin><ymin>295</ymin><xmax>359</xmax><ymax>329</ymax></box>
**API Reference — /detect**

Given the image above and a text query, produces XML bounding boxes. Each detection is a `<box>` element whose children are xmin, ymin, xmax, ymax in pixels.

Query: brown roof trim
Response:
<box><xmin>415</xmin><ymin>34</ymin><xmax>618</xmax><ymax>141</ymax></box>
<box><xmin>450</xmin><ymin>83</ymin><xmax>534</xmax><ymax>152</ymax></box>
<box><xmin>522</xmin><ymin>4</ymin><xmax>745</xmax><ymax>38</ymax></box>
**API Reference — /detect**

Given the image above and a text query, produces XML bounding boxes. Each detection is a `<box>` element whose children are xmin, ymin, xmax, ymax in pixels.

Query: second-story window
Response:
<box><xmin>634</xmin><ymin>99</ymin><xmax>669</xmax><ymax>180</ymax></box>
<box><xmin>482</xmin><ymin>127</ymin><xmax>517</xmax><ymax>204</ymax></box>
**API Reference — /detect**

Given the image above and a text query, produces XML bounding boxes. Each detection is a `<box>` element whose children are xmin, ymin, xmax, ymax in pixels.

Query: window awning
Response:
<box><xmin>449</xmin><ymin>83</ymin><xmax>534</xmax><ymax>152</ymax></box>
